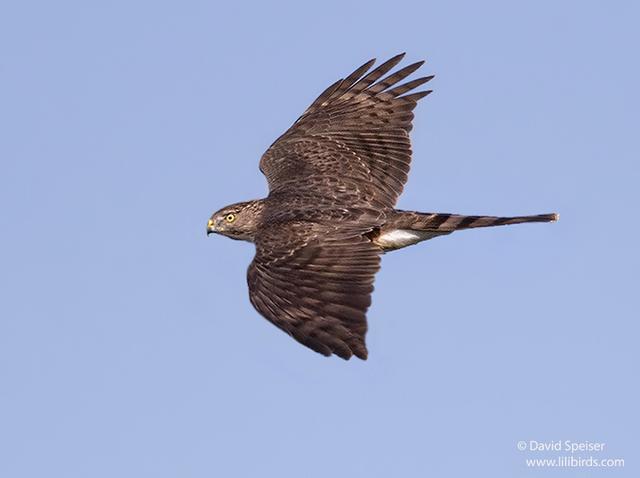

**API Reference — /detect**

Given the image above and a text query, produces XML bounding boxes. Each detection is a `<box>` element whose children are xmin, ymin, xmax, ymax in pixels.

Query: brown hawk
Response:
<box><xmin>207</xmin><ymin>53</ymin><xmax>557</xmax><ymax>360</ymax></box>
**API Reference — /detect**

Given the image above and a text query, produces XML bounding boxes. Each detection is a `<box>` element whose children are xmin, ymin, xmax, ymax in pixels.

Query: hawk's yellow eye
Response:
<box><xmin>225</xmin><ymin>213</ymin><xmax>236</xmax><ymax>223</ymax></box>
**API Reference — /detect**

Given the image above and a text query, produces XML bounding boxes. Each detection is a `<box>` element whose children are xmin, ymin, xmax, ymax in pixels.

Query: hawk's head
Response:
<box><xmin>207</xmin><ymin>200</ymin><xmax>264</xmax><ymax>242</ymax></box>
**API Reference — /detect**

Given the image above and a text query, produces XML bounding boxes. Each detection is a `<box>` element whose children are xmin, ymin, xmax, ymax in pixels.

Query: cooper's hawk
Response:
<box><xmin>207</xmin><ymin>54</ymin><xmax>557</xmax><ymax>360</ymax></box>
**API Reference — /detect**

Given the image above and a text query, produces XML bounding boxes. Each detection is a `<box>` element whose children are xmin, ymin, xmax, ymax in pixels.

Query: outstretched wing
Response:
<box><xmin>259</xmin><ymin>53</ymin><xmax>432</xmax><ymax>209</ymax></box>
<box><xmin>247</xmin><ymin>222</ymin><xmax>381</xmax><ymax>360</ymax></box>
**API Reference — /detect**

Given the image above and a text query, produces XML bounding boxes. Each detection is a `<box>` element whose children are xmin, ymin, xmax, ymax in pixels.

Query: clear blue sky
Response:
<box><xmin>1</xmin><ymin>1</ymin><xmax>638</xmax><ymax>476</ymax></box>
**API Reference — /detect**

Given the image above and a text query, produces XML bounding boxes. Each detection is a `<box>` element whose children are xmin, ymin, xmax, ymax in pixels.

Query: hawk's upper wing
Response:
<box><xmin>247</xmin><ymin>222</ymin><xmax>381</xmax><ymax>360</ymax></box>
<box><xmin>259</xmin><ymin>53</ymin><xmax>432</xmax><ymax>209</ymax></box>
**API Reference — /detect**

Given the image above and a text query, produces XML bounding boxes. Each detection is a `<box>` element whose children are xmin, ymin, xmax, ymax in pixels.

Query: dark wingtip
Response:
<box><xmin>334</xmin><ymin>349</ymin><xmax>353</xmax><ymax>360</ymax></box>
<box><xmin>405</xmin><ymin>90</ymin><xmax>433</xmax><ymax>101</ymax></box>
<box><xmin>353</xmin><ymin>346</ymin><xmax>368</xmax><ymax>361</ymax></box>
<box><xmin>363</xmin><ymin>58</ymin><xmax>377</xmax><ymax>68</ymax></box>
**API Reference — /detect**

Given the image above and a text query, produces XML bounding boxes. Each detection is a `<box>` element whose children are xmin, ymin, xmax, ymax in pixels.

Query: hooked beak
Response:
<box><xmin>207</xmin><ymin>219</ymin><xmax>216</xmax><ymax>236</ymax></box>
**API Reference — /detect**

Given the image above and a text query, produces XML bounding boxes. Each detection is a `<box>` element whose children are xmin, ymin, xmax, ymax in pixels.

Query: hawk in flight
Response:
<box><xmin>207</xmin><ymin>54</ymin><xmax>557</xmax><ymax>360</ymax></box>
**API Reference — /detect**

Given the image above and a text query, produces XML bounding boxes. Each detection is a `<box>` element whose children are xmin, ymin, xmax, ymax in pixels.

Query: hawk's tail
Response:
<box><xmin>396</xmin><ymin>210</ymin><xmax>559</xmax><ymax>232</ymax></box>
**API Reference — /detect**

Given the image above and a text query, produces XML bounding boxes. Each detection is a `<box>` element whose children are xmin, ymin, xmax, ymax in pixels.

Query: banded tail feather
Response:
<box><xmin>373</xmin><ymin>210</ymin><xmax>558</xmax><ymax>251</ymax></box>
<box><xmin>403</xmin><ymin>211</ymin><xmax>559</xmax><ymax>232</ymax></box>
